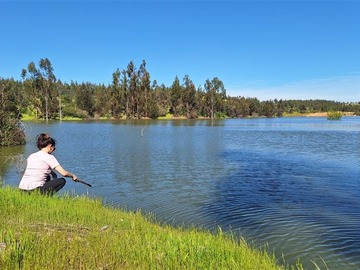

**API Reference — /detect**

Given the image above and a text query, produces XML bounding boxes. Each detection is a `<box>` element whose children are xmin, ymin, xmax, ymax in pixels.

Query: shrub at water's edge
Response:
<box><xmin>327</xmin><ymin>111</ymin><xmax>342</xmax><ymax>120</ymax></box>
<box><xmin>0</xmin><ymin>112</ymin><xmax>26</xmax><ymax>146</ymax></box>
<box><xmin>0</xmin><ymin>187</ymin><xmax>302</xmax><ymax>269</ymax></box>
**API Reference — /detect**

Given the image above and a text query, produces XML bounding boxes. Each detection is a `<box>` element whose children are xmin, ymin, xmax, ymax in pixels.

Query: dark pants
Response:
<box><xmin>39</xmin><ymin>178</ymin><xmax>66</xmax><ymax>194</ymax></box>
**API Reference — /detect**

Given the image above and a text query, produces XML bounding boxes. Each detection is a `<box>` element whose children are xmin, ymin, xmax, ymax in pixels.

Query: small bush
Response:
<box><xmin>214</xmin><ymin>112</ymin><xmax>227</xmax><ymax>119</ymax></box>
<box><xmin>327</xmin><ymin>111</ymin><xmax>342</xmax><ymax>120</ymax></box>
<box><xmin>0</xmin><ymin>112</ymin><xmax>26</xmax><ymax>146</ymax></box>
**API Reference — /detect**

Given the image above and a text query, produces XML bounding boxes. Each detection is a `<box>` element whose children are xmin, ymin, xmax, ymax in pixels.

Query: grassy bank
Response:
<box><xmin>0</xmin><ymin>187</ymin><xmax>301</xmax><ymax>270</ymax></box>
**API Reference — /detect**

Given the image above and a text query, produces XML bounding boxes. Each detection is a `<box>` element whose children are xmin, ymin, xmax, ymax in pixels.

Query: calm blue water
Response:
<box><xmin>1</xmin><ymin>117</ymin><xmax>360</xmax><ymax>269</ymax></box>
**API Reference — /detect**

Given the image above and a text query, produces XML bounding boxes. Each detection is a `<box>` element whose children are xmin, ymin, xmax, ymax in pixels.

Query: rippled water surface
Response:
<box><xmin>2</xmin><ymin>117</ymin><xmax>360</xmax><ymax>269</ymax></box>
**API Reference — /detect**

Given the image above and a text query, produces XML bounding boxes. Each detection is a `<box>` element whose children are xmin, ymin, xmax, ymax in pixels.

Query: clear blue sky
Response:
<box><xmin>1</xmin><ymin>0</ymin><xmax>359</xmax><ymax>102</ymax></box>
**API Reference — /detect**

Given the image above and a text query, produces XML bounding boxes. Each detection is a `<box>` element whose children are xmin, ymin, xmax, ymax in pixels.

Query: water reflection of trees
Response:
<box><xmin>0</xmin><ymin>146</ymin><xmax>25</xmax><ymax>185</ymax></box>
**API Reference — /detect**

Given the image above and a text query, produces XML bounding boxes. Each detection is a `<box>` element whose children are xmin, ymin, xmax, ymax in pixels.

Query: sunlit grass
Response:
<box><xmin>282</xmin><ymin>112</ymin><xmax>302</xmax><ymax>117</ymax></box>
<box><xmin>60</xmin><ymin>116</ymin><xmax>83</xmax><ymax>121</ymax></box>
<box><xmin>158</xmin><ymin>113</ymin><xmax>188</xmax><ymax>120</ymax></box>
<box><xmin>20</xmin><ymin>113</ymin><xmax>83</xmax><ymax>121</ymax></box>
<box><xmin>20</xmin><ymin>113</ymin><xmax>36</xmax><ymax>121</ymax></box>
<box><xmin>0</xmin><ymin>187</ymin><xmax>301</xmax><ymax>269</ymax></box>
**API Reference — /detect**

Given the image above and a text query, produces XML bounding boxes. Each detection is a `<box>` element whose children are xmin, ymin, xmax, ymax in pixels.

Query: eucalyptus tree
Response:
<box><xmin>110</xmin><ymin>68</ymin><xmax>129</xmax><ymax>118</ymax></box>
<box><xmin>261</xmin><ymin>100</ymin><xmax>276</xmax><ymax>118</ymax></box>
<box><xmin>204</xmin><ymin>78</ymin><xmax>214</xmax><ymax>118</ymax></box>
<box><xmin>226</xmin><ymin>96</ymin><xmax>250</xmax><ymax>118</ymax></box>
<box><xmin>38</xmin><ymin>58</ymin><xmax>57</xmax><ymax>120</ymax></box>
<box><xmin>146</xmin><ymin>80</ymin><xmax>160</xmax><ymax>119</ymax></box>
<box><xmin>60</xmin><ymin>81</ymin><xmax>79</xmax><ymax>118</ymax></box>
<box><xmin>195</xmin><ymin>85</ymin><xmax>207</xmax><ymax>117</ymax></box>
<box><xmin>75</xmin><ymin>83</ymin><xmax>95</xmax><ymax>118</ymax></box>
<box><xmin>238</xmin><ymin>96</ymin><xmax>250</xmax><ymax>117</ymax></box>
<box><xmin>93</xmin><ymin>83</ymin><xmax>110</xmax><ymax>118</ymax></box>
<box><xmin>247</xmin><ymin>97</ymin><xmax>261</xmax><ymax>116</ymax></box>
<box><xmin>138</xmin><ymin>60</ymin><xmax>151</xmax><ymax>118</ymax></box>
<box><xmin>56</xmin><ymin>81</ymin><xmax>66</xmax><ymax>117</ymax></box>
<box><xmin>126</xmin><ymin>61</ymin><xmax>138</xmax><ymax>118</ymax></box>
<box><xmin>153</xmin><ymin>82</ymin><xmax>171</xmax><ymax>116</ymax></box>
<box><xmin>120</xmin><ymin>69</ymin><xmax>129</xmax><ymax>118</ymax></box>
<box><xmin>204</xmin><ymin>77</ymin><xmax>226</xmax><ymax>119</ymax></box>
<box><xmin>21</xmin><ymin>63</ymin><xmax>41</xmax><ymax>119</ymax></box>
<box><xmin>170</xmin><ymin>76</ymin><xmax>183</xmax><ymax>116</ymax></box>
<box><xmin>111</xmin><ymin>68</ymin><xmax>122</xmax><ymax>118</ymax></box>
<box><xmin>21</xmin><ymin>58</ymin><xmax>57</xmax><ymax>121</ymax></box>
<box><xmin>182</xmin><ymin>75</ymin><xmax>197</xmax><ymax>118</ymax></box>
<box><xmin>273</xmin><ymin>99</ymin><xmax>284</xmax><ymax>117</ymax></box>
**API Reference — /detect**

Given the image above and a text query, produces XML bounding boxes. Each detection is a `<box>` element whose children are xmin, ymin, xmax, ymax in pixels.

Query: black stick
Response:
<box><xmin>74</xmin><ymin>179</ymin><xmax>92</xmax><ymax>187</ymax></box>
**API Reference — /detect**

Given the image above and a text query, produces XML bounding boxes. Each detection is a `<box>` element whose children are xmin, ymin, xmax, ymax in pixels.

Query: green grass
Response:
<box><xmin>20</xmin><ymin>113</ymin><xmax>36</xmax><ymax>121</ymax></box>
<box><xmin>21</xmin><ymin>113</ymin><xmax>83</xmax><ymax>121</ymax></box>
<box><xmin>158</xmin><ymin>113</ymin><xmax>186</xmax><ymax>120</ymax></box>
<box><xmin>282</xmin><ymin>112</ymin><xmax>305</xmax><ymax>117</ymax></box>
<box><xmin>0</xmin><ymin>187</ymin><xmax>302</xmax><ymax>269</ymax></box>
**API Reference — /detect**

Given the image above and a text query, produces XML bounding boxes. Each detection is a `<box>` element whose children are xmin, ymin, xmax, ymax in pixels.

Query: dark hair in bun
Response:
<box><xmin>36</xmin><ymin>133</ymin><xmax>56</xmax><ymax>150</ymax></box>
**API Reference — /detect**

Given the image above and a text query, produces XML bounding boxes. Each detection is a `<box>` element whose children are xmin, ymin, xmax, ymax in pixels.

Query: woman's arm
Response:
<box><xmin>54</xmin><ymin>165</ymin><xmax>77</xmax><ymax>181</ymax></box>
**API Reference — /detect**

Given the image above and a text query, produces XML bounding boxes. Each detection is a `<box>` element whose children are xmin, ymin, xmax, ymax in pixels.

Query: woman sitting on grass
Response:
<box><xmin>19</xmin><ymin>133</ymin><xmax>78</xmax><ymax>194</ymax></box>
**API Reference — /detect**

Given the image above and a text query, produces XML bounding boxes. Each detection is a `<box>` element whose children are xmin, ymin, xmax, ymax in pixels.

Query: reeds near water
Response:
<box><xmin>0</xmin><ymin>187</ymin><xmax>301</xmax><ymax>269</ymax></box>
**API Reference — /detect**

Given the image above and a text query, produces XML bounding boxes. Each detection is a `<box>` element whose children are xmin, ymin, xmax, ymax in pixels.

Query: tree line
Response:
<box><xmin>1</xmin><ymin>58</ymin><xmax>360</xmax><ymax>145</ymax></box>
<box><xmin>5</xmin><ymin>58</ymin><xmax>360</xmax><ymax>120</ymax></box>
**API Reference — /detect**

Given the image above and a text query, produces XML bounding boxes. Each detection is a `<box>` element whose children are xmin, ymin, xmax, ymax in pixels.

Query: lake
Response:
<box><xmin>1</xmin><ymin>117</ymin><xmax>360</xmax><ymax>269</ymax></box>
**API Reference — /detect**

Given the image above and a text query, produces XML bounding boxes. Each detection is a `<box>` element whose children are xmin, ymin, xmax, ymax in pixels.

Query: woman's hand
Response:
<box><xmin>55</xmin><ymin>165</ymin><xmax>77</xmax><ymax>181</ymax></box>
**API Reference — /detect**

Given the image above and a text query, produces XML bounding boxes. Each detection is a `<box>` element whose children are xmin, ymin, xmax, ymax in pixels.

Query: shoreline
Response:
<box><xmin>305</xmin><ymin>112</ymin><xmax>355</xmax><ymax>117</ymax></box>
<box><xmin>20</xmin><ymin>111</ymin><xmax>358</xmax><ymax>122</ymax></box>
